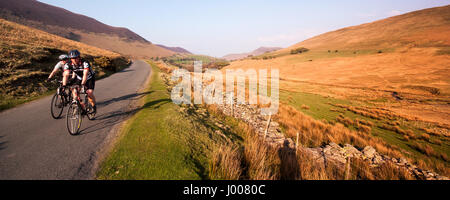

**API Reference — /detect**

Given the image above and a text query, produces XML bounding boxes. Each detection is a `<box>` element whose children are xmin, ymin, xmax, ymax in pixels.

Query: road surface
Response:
<box><xmin>0</xmin><ymin>60</ymin><xmax>151</xmax><ymax>179</ymax></box>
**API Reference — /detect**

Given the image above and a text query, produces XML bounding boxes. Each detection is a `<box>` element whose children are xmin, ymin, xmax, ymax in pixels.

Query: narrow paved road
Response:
<box><xmin>0</xmin><ymin>60</ymin><xmax>151</xmax><ymax>179</ymax></box>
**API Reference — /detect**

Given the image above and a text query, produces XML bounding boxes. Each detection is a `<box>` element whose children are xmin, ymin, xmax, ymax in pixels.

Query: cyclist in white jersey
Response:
<box><xmin>47</xmin><ymin>54</ymin><xmax>70</xmax><ymax>82</ymax></box>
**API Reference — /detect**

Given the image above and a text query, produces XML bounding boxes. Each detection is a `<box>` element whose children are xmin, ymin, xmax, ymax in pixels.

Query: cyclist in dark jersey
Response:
<box><xmin>62</xmin><ymin>50</ymin><xmax>97</xmax><ymax>113</ymax></box>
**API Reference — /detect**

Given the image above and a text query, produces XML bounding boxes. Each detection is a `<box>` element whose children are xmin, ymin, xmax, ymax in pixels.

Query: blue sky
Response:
<box><xmin>38</xmin><ymin>0</ymin><xmax>450</xmax><ymax>57</ymax></box>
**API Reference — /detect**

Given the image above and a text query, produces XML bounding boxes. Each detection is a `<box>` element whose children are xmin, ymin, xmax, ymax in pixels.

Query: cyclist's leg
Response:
<box><xmin>86</xmin><ymin>89</ymin><xmax>96</xmax><ymax>106</ymax></box>
<box><xmin>78</xmin><ymin>88</ymin><xmax>86</xmax><ymax>110</ymax></box>
<box><xmin>71</xmin><ymin>87</ymin><xmax>84</xmax><ymax>111</ymax></box>
<box><xmin>73</xmin><ymin>80</ymin><xmax>86</xmax><ymax>110</ymax></box>
<box><xmin>85</xmin><ymin>77</ymin><xmax>96</xmax><ymax>112</ymax></box>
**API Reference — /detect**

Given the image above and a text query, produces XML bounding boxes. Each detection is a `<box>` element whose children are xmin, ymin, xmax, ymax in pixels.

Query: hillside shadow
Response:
<box><xmin>78</xmin><ymin>97</ymin><xmax>171</xmax><ymax>135</ymax></box>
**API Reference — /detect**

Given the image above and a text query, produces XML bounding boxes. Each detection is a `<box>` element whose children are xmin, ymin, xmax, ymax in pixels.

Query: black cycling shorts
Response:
<box><xmin>72</xmin><ymin>77</ymin><xmax>95</xmax><ymax>90</ymax></box>
<box><xmin>85</xmin><ymin>77</ymin><xmax>95</xmax><ymax>90</ymax></box>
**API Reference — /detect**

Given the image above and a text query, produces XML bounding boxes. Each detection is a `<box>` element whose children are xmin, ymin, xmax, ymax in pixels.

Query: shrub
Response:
<box><xmin>419</xmin><ymin>133</ymin><xmax>431</xmax><ymax>142</ymax></box>
<box><xmin>441</xmin><ymin>153</ymin><xmax>449</xmax><ymax>162</ymax></box>
<box><xmin>301</xmin><ymin>104</ymin><xmax>310</xmax><ymax>110</ymax></box>
<box><xmin>402</xmin><ymin>135</ymin><xmax>410</xmax><ymax>141</ymax></box>
<box><xmin>411</xmin><ymin>143</ymin><xmax>436</xmax><ymax>157</ymax></box>
<box><xmin>336</xmin><ymin>114</ymin><xmax>354</xmax><ymax>127</ymax></box>
<box><xmin>290</xmin><ymin>47</ymin><xmax>309</xmax><ymax>55</ymax></box>
<box><xmin>357</xmin><ymin>124</ymin><xmax>372</xmax><ymax>134</ymax></box>
<box><xmin>355</xmin><ymin>118</ymin><xmax>374</xmax><ymax>127</ymax></box>
<box><xmin>94</xmin><ymin>56</ymin><xmax>115</xmax><ymax>71</ymax></box>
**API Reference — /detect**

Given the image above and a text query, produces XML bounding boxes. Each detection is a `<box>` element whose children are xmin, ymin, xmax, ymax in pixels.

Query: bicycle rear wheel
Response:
<box><xmin>51</xmin><ymin>93</ymin><xmax>64</xmax><ymax>119</ymax></box>
<box><xmin>66</xmin><ymin>102</ymin><xmax>82</xmax><ymax>135</ymax></box>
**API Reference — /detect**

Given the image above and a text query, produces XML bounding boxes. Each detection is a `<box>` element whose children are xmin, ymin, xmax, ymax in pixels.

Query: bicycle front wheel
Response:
<box><xmin>51</xmin><ymin>93</ymin><xmax>64</xmax><ymax>119</ymax></box>
<box><xmin>66</xmin><ymin>102</ymin><xmax>82</xmax><ymax>135</ymax></box>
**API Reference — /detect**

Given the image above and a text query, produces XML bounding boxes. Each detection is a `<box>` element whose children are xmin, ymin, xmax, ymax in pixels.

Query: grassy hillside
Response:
<box><xmin>224</xmin><ymin>6</ymin><xmax>450</xmax><ymax>176</ymax></box>
<box><xmin>0</xmin><ymin>18</ymin><xmax>130</xmax><ymax>110</ymax></box>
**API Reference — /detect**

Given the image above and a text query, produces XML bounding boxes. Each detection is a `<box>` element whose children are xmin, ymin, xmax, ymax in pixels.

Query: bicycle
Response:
<box><xmin>50</xmin><ymin>80</ymin><xmax>72</xmax><ymax>119</ymax></box>
<box><xmin>66</xmin><ymin>85</ymin><xmax>96</xmax><ymax>135</ymax></box>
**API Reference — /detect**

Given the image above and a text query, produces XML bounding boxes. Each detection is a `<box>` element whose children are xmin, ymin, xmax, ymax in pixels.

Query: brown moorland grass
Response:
<box><xmin>275</xmin><ymin>104</ymin><xmax>403</xmax><ymax>158</ymax></box>
<box><xmin>208</xmin><ymin>109</ymin><xmax>418</xmax><ymax>180</ymax></box>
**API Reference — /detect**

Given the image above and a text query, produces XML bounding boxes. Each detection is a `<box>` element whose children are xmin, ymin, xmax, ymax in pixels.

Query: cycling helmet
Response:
<box><xmin>68</xmin><ymin>50</ymin><xmax>81</xmax><ymax>58</ymax></box>
<box><xmin>59</xmin><ymin>54</ymin><xmax>69</xmax><ymax>61</ymax></box>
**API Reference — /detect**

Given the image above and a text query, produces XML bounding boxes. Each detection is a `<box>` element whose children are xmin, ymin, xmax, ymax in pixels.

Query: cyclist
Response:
<box><xmin>47</xmin><ymin>54</ymin><xmax>70</xmax><ymax>82</ymax></box>
<box><xmin>62</xmin><ymin>50</ymin><xmax>97</xmax><ymax>114</ymax></box>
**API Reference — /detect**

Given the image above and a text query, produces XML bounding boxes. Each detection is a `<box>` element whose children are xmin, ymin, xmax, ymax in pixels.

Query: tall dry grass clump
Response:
<box><xmin>209</xmin><ymin>145</ymin><xmax>243</xmax><ymax>180</ymax></box>
<box><xmin>410</xmin><ymin>142</ymin><xmax>437</xmax><ymax>157</ymax></box>
<box><xmin>350</xmin><ymin>158</ymin><xmax>414</xmax><ymax>180</ymax></box>
<box><xmin>336</xmin><ymin>114</ymin><xmax>354</xmax><ymax>127</ymax></box>
<box><xmin>243</xmin><ymin>130</ymin><xmax>281</xmax><ymax>180</ymax></box>
<box><xmin>355</xmin><ymin>118</ymin><xmax>374</xmax><ymax>127</ymax></box>
<box><xmin>294</xmin><ymin>149</ymin><xmax>344</xmax><ymax>180</ymax></box>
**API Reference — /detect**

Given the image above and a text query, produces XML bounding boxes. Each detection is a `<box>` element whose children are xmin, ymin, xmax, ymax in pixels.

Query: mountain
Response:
<box><xmin>156</xmin><ymin>44</ymin><xmax>191</xmax><ymax>54</ymax></box>
<box><xmin>222</xmin><ymin>47</ymin><xmax>282</xmax><ymax>61</ymax></box>
<box><xmin>0</xmin><ymin>0</ymin><xmax>174</xmax><ymax>58</ymax></box>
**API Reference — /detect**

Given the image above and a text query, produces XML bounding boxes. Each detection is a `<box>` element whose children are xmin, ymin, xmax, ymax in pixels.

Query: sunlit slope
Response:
<box><xmin>285</xmin><ymin>5</ymin><xmax>450</xmax><ymax>52</ymax></box>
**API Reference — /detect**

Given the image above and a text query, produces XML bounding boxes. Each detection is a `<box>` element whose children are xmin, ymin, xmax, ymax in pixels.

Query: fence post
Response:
<box><xmin>264</xmin><ymin>115</ymin><xmax>272</xmax><ymax>139</ymax></box>
<box><xmin>344</xmin><ymin>156</ymin><xmax>351</xmax><ymax>180</ymax></box>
